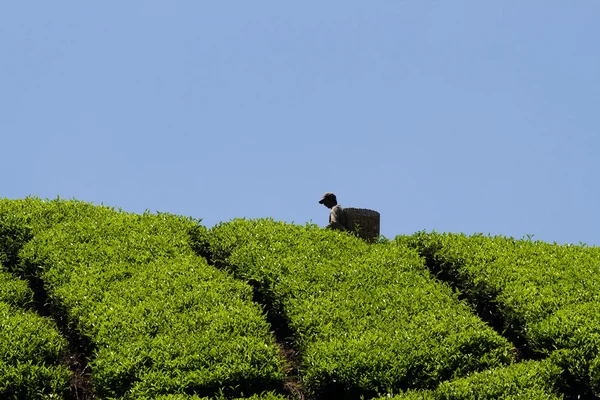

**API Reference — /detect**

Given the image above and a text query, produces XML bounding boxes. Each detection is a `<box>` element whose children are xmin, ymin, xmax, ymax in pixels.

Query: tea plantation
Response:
<box><xmin>0</xmin><ymin>197</ymin><xmax>598</xmax><ymax>399</ymax></box>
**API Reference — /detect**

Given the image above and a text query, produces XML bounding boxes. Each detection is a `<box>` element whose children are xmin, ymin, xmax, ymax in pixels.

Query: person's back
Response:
<box><xmin>318</xmin><ymin>192</ymin><xmax>347</xmax><ymax>231</ymax></box>
<box><xmin>328</xmin><ymin>204</ymin><xmax>347</xmax><ymax>231</ymax></box>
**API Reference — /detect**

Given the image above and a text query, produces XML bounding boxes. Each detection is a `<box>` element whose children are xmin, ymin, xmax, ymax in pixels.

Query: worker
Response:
<box><xmin>318</xmin><ymin>192</ymin><xmax>347</xmax><ymax>231</ymax></box>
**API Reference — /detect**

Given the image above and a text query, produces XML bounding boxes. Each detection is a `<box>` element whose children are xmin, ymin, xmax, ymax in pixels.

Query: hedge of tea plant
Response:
<box><xmin>385</xmin><ymin>359</ymin><xmax>563</xmax><ymax>399</ymax></box>
<box><xmin>204</xmin><ymin>219</ymin><xmax>514</xmax><ymax>398</ymax></box>
<box><xmin>155</xmin><ymin>391</ymin><xmax>289</xmax><ymax>400</ymax></box>
<box><xmin>0</xmin><ymin>197</ymin><xmax>106</xmax><ymax>264</ymax></box>
<box><xmin>401</xmin><ymin>231</ymin><xmax>600</xmax><ymax>396</ymax></box>
<box><xmin>0</xmin><ymin>198</ymin><xmax>285</xmax><ymax>399</ymax></box>
<box><xmin>0</xmin><ymin>264</ymin><xmax>71</xmax><ymax>398</ymax></box>
<box><xmin>4</xmin><ymin>196</ymin><xmax>596</xmax><ymax>398</ymax></box>
<box><xmin>0</xmin><ymin>264</ymin><xmax>32</xmax><ymax>308</ymax></box>
<box><xmin>535</xmin><ymin>302</ymin><xmax>600</xmax><ymax>395</ymax></box>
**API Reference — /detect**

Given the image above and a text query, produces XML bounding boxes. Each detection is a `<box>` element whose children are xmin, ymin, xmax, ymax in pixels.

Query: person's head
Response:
<box><xmin>318</xmin><ymin>192</ymin><xmax>338</xmax><ymax>209</ymax></box>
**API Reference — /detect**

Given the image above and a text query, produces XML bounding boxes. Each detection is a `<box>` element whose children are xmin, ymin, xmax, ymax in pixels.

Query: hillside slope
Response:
<box><xmin>0</xmin><ymin>197</ymin><xmax>597</xmax><ymax>399</ymax></box>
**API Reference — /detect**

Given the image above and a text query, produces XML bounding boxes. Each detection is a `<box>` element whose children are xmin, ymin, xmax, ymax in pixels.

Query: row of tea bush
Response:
<box><xmin>1</xmin><ymin>197</ymin><xmax>595</xmax><ymax>398</ymax></box>
<box><xmin>0</xmin><ymin>198</ymin><xmax>285</xmax><ymax>398</ymax></box>
<box><xmin>203</xmin><ymin>219</ymin><xmax>519</xmax><ymax>398</ymax></box>
<box><xmin>401</xmin><ymin>231</ymin><xmax>600</xmax><ymax>396</ymax></box>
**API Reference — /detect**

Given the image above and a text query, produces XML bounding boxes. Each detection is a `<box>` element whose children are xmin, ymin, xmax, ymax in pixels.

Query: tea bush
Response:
<box><xmin>154</xmin><ymin>391</ymin><xmax>289</xmax><ymax>400</ymax></box>
<box><xmin>0</xmin><ymin>197</ymin><xmax>108</xmax><ymax>268</ymax></box>
<box><xmin>0</xmin><ymin>265</ymin><xmax>32</xmax><ymax>308</ymax></box>
<box><xmin>536</xmin><ymin>302</ymin><xmax>600</xmax><ymax>394</ymax></box>
<box><xmin>204</xmin><ymin>219</ymin><xmax>514</xmax><ymax>398</ymax></box>
<box><xmin>5</xmin><ymin>197</ymin><xmax>598</xmax><ymax>398</ymax></box>
<box><xmin>386</xmin><ymin>359</ymin><xmax>563</xmax><ymax>399</ymax></box>
<box><xmin>4</xmin><ymin>199</ymin><xmax>285</xmax><ymax>398</ymax></box>
<box><xmin>402</xmin><ymin>231</ymin><xmax>600</xmax><ymax>396</ymax></box>
<box><xmin>0</xmin><ymin>274</ymin><xmax>70</xmax><ymax>398</ymax></box>
<box><xmin>0</xmin><ymin>241</ymin><xmax>71</xmax><ymax>399</ymax></box>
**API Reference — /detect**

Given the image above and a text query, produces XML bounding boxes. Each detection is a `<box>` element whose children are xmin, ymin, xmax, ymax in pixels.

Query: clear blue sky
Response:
<box><xmin>2</xmin><ymin>2</ymin><xmax>599</xmax><ymax>245</ymax></box>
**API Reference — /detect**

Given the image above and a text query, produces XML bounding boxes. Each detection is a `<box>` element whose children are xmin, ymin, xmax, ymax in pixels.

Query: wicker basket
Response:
<box><xmin>344</xmin><ymin>207</ymin><xmax>380</xmax><ymax>242</ymax></box>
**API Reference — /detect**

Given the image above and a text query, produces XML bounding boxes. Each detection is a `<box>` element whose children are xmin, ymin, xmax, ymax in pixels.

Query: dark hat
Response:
<box><xmin>318</xmin><ymin>192</ymin><xmax>337</xmax><ymax>204</ymax></box>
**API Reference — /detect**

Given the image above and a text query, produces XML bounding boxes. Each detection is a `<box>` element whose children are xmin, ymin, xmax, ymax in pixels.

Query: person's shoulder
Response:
<box><xmin>332</xmin><ymin>205</ymin><xmax>344</xmax><ymax>212</ymax></box>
